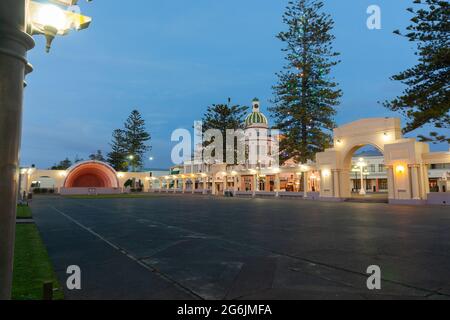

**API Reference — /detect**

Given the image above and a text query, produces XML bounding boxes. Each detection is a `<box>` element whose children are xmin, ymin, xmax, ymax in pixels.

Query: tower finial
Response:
<box><xmin>252</xmin><ymin>98</ymin><xmax>260</xmax><ymax>112</ymax></box>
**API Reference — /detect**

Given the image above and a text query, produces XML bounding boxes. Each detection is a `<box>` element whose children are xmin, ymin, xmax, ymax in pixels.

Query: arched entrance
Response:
<box><xmin>343</xmin><ymin>145</ymin><xmax>387</xmax><ymax>202</ymax></box>
<box><xmin>61</xmin><ymin>161</ymin><xmax>120</xmax><ymax>195</ymax></box>
<box><xmin>316</xmin><ymin>118</ymin><xmax>431</xmax><ymax>204</ymax></box>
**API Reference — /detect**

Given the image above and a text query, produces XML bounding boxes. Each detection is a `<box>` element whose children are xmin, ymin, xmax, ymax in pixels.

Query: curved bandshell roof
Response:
<box><xmin>63</xmin><ymin>161</ymin><xmax>119</xmax><ymax>188</ymax></box>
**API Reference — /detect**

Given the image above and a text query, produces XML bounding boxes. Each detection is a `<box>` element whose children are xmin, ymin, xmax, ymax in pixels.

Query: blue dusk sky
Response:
<box><xmin>22</xmin><ymin>0</ymin><xmax>449</xmax><ymax>169</ymax></box>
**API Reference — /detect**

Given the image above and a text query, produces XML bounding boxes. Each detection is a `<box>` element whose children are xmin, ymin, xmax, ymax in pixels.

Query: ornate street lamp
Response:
<box><xmin>356</xmin><ymin>158</ymin><xmax>368</xmax><ymax>195</ymax></box>
<box><xmin>27</xmin><ymin>0</ymin><xmax>92</xmax><ymax>52</ymax></box>
<box><xmin>0</xmin><ymin>0</ymin><xmax>92</xmax><ymax>299</ymax></box>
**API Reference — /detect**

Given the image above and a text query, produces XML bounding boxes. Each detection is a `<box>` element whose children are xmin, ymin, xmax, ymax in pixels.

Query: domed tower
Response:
<box><xmin>245</xmin><ymin>98</ymin><xmax>269</xmax><ymax>129</ymax></box>
<box><xmin>244</xmin><ymin>98</ymin><xmax>273</xmax><ymax>169</ymax></box>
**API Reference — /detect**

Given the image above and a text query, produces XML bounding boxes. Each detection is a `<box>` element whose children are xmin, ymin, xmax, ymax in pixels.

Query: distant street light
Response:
<box><xmin>128</xmin><ymin>155</ymin><xmax>136</xmax><ymax>172</ymax></box>
<box><xmin>0</xmin><ymin>0</ymin><xmax>92</xmax><ymax>300</ymax></box>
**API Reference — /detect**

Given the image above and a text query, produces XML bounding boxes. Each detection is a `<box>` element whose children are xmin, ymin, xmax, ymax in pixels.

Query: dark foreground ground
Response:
<box><xmin>31</xmin><ymin>195</ymin><xmax>450</xmax><ymax>300</ymax></box>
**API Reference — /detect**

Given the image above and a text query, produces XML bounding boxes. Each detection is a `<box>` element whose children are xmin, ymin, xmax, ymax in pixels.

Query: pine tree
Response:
<box><xmin>107</xmin><ymin>129</ymin><xmax>128</xmax><ymax>171</ymax></box>
<box><xmin>89</xmin><ymin>150</ymin><xmax>106</xmax><ymax>162</ymax></box>
<box><xmin>51</xmin><ymin>158</ymin><xmax>72</xmax><ymax>170</ymax></box>
<box><xmin>384</xmin><ymin>0</ymin><xmax>449</xmax><ymax>144</ymax></box>
<box><xmin>124</xmin><ymin>110</ymin><xmax>151</xmax><ymax>171</ymax></box>
<box><xmin>270</xmin><ymin>0</ymin><xmax>342</xmax><ymax>164</ymax></box>
<box><xmin>201</xmin><ymin>99</ymin><xmax>248</xmax><ymax>163</ymax></box>
<box><xmin>74</xmin><ymin>155</ymin><xmax>84</xmax><ymax>163</ymax></box>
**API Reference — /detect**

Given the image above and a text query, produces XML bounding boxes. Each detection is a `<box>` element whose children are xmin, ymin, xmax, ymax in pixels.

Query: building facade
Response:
<box><xmin>19</xmin><ymin>160</ymin><xmax>167</xmax><ymax>196</ymax></box>
<box><xmin>19</xmin><ymin>100</ymin><xmax>450</xmax><ymax>205</ymax></box>
<box><xmin>155</xmin><ymin>100</ymin><xmax>450</xmax><ymax>205</ymax></box>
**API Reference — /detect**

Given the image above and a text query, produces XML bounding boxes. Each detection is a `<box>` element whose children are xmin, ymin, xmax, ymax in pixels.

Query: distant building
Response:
<box><xmin>350</xmin><ymin>152</ymin><xmax>450</xmax><ymax>193</ymax></box>
<box><xmin>160</xmin><ymin>99</ymin><xmax>450</xmax><ymax>205</ymax></box>
<box><xmin>20</xmin><ymin>161</ymin><xmax>170</xmax><ymax>196</ymax></box>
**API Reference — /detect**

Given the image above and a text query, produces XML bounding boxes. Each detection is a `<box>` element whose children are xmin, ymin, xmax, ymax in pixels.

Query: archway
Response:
<box><xmin>343</xmin><ymin>144</ymin><xmax>388</xmax><ymax>202</ymax></box>
<box><xmin>316</xmin><ymin>118</ymin><xmax>434</xmax><ymax>204</ymax></box>
<box><xmin>63</xmin><ymin>161</ymin><xmax>119</xmax><ymax>189</ymax></box>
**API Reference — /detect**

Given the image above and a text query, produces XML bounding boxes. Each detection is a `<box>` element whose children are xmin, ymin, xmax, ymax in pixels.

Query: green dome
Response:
<box><xmin>245</xmin><ymin>111</ymin><xmax>268</xmax><ymax>127</ymax></box>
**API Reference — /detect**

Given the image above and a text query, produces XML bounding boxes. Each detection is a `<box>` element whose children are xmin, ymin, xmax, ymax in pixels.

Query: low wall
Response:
<box><xmin>279</xmin><ymin>192</ymin><xmax>303</xmax><ymax>198</ymax></box>
<box><xmin>60</xmin><ymin>188</ymin><xmax>121</xmax><ymax>195</ymax></box>
<box><xmin>427</xmin><ymin>193</ymin><xmax>450</xmax><ymax>206</ymax></box>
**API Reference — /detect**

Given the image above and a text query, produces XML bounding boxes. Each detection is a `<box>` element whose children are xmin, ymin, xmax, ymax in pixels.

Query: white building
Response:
<box><xmin>159</xmin><ymin>101</ymin><xmax>449</xmax><ymax>205</ymax></box>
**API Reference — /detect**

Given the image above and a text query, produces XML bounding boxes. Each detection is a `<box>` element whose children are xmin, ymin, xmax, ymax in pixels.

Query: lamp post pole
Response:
<box><xmin>0</xmin><ymin>0</ymin><xmax>34</xmax><ymax>299</ymax></box>
<box><xmin>359</xmin><ymin>166</ymin><xmax>366</xmax><ymax>195</ymax></box>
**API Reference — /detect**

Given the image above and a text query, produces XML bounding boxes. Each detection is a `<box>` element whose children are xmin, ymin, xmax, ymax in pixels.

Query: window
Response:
<box><xmin>431</xmin><ymin>163</ymin><xmax>450</xmax><ymax>170</ymax></box>
<box><xmin>378</xmin><ymin>179</ymin><xmax>388</xmax><ymax>190</ymax></box>
<box><xmin>378</xmin><ymin>164</ymin><xmax>386</xmax><ymax>172</ymax></box>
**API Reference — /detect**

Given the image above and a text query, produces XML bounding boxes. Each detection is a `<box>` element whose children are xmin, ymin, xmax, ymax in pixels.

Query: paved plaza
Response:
<box><xmin>31</xmin><ymin>195</ymin><xmax>450</xmax><ymax>300</ymax></box>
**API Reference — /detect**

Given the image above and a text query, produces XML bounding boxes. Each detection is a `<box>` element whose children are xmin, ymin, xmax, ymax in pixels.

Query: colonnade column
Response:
<box><xmin>410</xmin><ymin>164</ymin><xmax>421</xmax><ymax>200</ymax></box>
<box><xmin>275</xmin><ymin>173</ymin><xmax>280</xmax><ymax>197</ymax></box>
<box><xmin>303</xmin><ymin>172</ymin><xmax>308</xmax><ymax>198</ymax></box>
<box><xmin>387</xmin><ymin>165</ymin><xmax>395</xmax><ymax>200</ymax></box>
<box><xmin>192</xmin><ymin>178</ymin><xmax>196</xmax><ymax>194</ymax></box>
<box><xmin>182</xmin><ymin>178</ymin><xmax>186</xmax><ymax>193</ymax></box>
<box><xmin>223</xmin><ymin>175</ymin><xmax>227</xmax><ymax>195</ymax></box>
<box><xmin>212</xmin><ymin>176</ymin><xmax>216</xmax><ymax>195</ymax></box>
<box><xmin>203</xmin><ymin>177</ymin><xmax>208</xmax><ymax>194</ymax></box>
<box><xmin>332</xmin><ymin>169</ymin><xmax>340</xmax><ymax>198</ymax></box>
<box><xmin>421</xmin><ymin>164</ymin><xmax>430</xmax><ymax>196</ymax></box>
<box><xmin>319</xmin><ymin>171</ymin><xmax>324</xmax><ymax>196</ymax></box>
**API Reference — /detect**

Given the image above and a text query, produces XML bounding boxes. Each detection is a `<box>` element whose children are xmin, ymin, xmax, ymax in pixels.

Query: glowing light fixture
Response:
<box><xmin>300</xmin><ymin>165</ymin><xmax>309</xmax><ymax>172</ymax></box>
<box><xmin>396</xmin><ymin>165</ymin><xmax>405</xmax><ymax>174</ymax></box>
<box><xmin>28</xmin><ymin>0</ymin><xmax>92</xmax><ymax>52</ymax></box>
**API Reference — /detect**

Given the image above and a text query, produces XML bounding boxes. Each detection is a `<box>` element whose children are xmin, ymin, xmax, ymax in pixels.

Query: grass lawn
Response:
<box><xmin>66</xmin><ymin>193</ymin><xmax>161</xmax><ymax>200</ymax></box>
<box><xmin>16</xmin><ymin>205</ymin><xmax>32</xmax><ymax>219</ymax></box>
<box><xmin>12</xmin><ymin>224</ymin><xmax>64</xmax><ymax>300</ymax></box>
